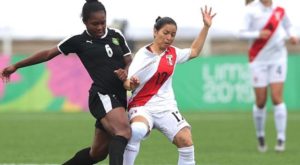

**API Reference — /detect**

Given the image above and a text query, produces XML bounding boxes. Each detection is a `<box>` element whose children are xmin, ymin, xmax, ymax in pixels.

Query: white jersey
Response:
<box><xmin>239</xmin><ymin>1</ymin><xmax>296</xmax><ymax>64</ymax></box>
<box><xmin>127</xmin><ymin>45</ymin><xmax>190</xmax><ymax>113</ymax></box>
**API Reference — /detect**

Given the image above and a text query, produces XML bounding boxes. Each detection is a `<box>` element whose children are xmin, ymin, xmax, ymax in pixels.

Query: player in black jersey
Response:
<box><xmin>0</xmin><ymin>0</ymin><xmax>132</xmax><ymax>165</ymax></box>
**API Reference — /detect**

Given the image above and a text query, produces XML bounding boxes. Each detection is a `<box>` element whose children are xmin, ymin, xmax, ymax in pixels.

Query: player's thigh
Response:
<box><xmin>249</xmin><ymin>62</ymin><xmax>268</xmax><ymax>88</ymax></box>
<box><xmin>128</xmin><ymin>106</ymin><xmax>153</xmax><ymax>130</ymax></box>
<box><xmin>89</xmin><ymin>91</ymin><xmax>130</xmax><ymax>138</ymax></box>
<box><xmin>154</xmin><ymin>109</ymin><xmax>191</xmax><ymax>144</ymax></box>
<box><xmin>269</xmin><ymin>61</ymin><xmax>287</xmax><ymax>84</ymax></box>
<box><xmin>89</xmin><ymin>91</ymin><xmax>125</xmax><ymax>120</ymax></box>
<box><xmin>101</xmin><ymin>107</ymin><xmax>131</xmax><ymax>138</ymax></box>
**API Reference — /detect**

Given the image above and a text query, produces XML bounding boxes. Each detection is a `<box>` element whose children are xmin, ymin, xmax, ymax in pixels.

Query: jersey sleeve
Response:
<box><xmin>282</xmin><ymin>10</ymin><xmax>297</xmax><ymax>37</ymax></box>
<box><xmin>238</xmin><ymin>5</ymin><xmax>260</xmax><ymax>40</ymax></box>
<box><xmin>127</xmin><ymin>50</ymin><xmax>143</xmax><ymax>78</ymax></box>
<box><xmin>57</xmin><ymin>36</ymin><xmax>79</xmax><ymax>55</ymax></box>
<box><xmin>175</xmin><ymin>47</ymin><xmax>191</xmax><ymax>64</ymax></box>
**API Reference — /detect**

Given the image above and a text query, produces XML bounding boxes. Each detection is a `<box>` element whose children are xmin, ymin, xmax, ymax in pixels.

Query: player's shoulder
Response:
<box><xmin>134</xmin><ymin>46</ymin><xmax>145</xmax><ymax>58</ymax></box>
<box><xmin>63</xmin><ymin>31</ymin><xmax>88</xmax><ymax>41</ymax></box>
<box><xmin>246</xmin><ymin>1</ymin><xmax>260</xmax><ymax>9</ymax></box>
<box><xmin>107</xmin><ymin>27</ymin><xmax>125</xmax><ymax>37</ymax></box>
<box><xmin>59</xmin><ymin>31</ymin><xmax>89</xmax><ymax>45</ymax></box>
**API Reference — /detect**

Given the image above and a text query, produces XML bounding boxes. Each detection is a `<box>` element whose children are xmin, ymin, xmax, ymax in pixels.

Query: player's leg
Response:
<box><xmin>250</xmin><ymin>63</ymin><xmax>268</xmax><ymax>152</ymax></box>
<box><xmin>270</xmin><ymin>61</ymin><xmax>287</xmax><ymax>152</ymax></box>
<box><xmin>89</xmin><ymin>91</ymin><xmax>131</xmax><ymax>165</ymax></box>
<box><xmin>101</xmin><ymin>106</ymin><xmax>131</xmax><ymax>165</ymax></box>
<box><xmin>174</xmin><ymin>127</ymin><xmax>195</xmax><ymax>165</ymax></box>
<box><xmin>89</xmin><ymin>125</ymin><xmax>110</xmax><ymax>161</ymax></box>
<box><xmin>271</xmin><ymin>83</ymin><xmax>287</xmax><ymax>152</ymax></box>
<box><xmin>253</xmin><ymin>87</ymin><xmax>268</xmax><ymax>152</ymax></box>
<box><xmin>155</xmin><ymin>109</ymin><xmax>195</xmax><ymax>165</ymax></box>
<box><xmin>62</xmin><ymin>127</ymin><xmax>110</xmax><ymax>165</ymax></box>
<box><xmin>123</xmin><ymin>107</ymin><xmax>151</xmax><ymax>165</ymax></box>
<box><xmin>62</xmin><ymin>90</ymin><xmax>113</xmax><ymax>165</ymax></box>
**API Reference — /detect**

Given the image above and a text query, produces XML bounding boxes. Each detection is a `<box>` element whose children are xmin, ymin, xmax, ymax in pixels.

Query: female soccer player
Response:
<box><xmin>240</xmin><ymin>0</ymin><xmax>299</xmax><ymax>152</ymax></box>
<box><xmin>122</xmin><ymin>6</ymin><xmax>216</xmax><ymax>165</ymax></box>
<box><xmin>1</xmin><ymin>0</ymin><xmax>132</xmax><ymax>164</ymax></box>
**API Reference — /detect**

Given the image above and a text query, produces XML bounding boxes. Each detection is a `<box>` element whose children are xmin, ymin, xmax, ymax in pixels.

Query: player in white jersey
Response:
<box><xmin>239</xmin><ymin>0</ymin><xmax>299</xmax><ymax>153</ymax></box>
<box><xmin>122</xmin><ymin>6</ymin><xmax>216</xmax><ymax>165</ymax></box>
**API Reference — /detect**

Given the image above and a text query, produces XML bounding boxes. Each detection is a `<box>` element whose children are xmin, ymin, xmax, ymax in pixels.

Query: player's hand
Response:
<box><xmin>1</xmin><ymin>65</ymin><xmax>17</xmax><ymax>83</ymax></box>
<box><xmin>289</xmin><ymin>36</ymin><xmax>299</xmax><ymax>45</ymax></box>
<box><xmin>201</xmin><ymin>5</ymin><xmax>216</xmax><ymax>28</ymax></box>
<box><xmin>129</xmin><ymin>76</ymin><xmax>140</xmax><ymax>90</ymax></box>
<box><xmin>114</xmin><ymin>68</ymin><xmax>127</xmax><ymax>81</ymax></box>
<box><xmin>259</xmin><ymin>29</ymin><xmax>271</xmax><ymax>39</ymax></box>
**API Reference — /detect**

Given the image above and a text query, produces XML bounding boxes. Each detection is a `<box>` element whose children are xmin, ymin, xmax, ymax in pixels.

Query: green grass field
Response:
<box><xmin>0</xmin><ymin>111</ymin><xmax>299</xmax><ymax>165</ymax></box>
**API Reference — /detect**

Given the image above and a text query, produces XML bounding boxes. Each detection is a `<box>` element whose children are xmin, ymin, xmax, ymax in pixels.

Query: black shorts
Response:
<box><xmin>88</xmin><ymin>90</ymin><xmax>126</xmax><ymax>129</ymax></box>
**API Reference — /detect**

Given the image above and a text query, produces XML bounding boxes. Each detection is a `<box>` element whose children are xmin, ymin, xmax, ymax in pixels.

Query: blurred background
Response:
<box><xmin>1</xmin><ymin>0</ymin><xmax>299</xmax><ymax>112</ymax></box>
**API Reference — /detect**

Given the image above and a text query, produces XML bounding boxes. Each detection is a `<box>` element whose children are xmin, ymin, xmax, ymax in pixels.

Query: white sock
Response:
<box><xmin>253</xmin><ymin>105</ymin><xmax>267</xmax><ymax>138</ymax></box>
<box><xmin>274</xmin><ymin>103</ymin><xmax>287</xmax><ymax>141</ymax></box>
<box><xmin>178</xmin><ymin>146</ymin><xmax>195</xmax><ymax>165</ymax></box>
<box><xmin>123</xmin><ymin>143</ymin><xmax>140</xmax><ymax>165</ymax></box>
<box><xmin>123</xmin><ymin>122</ymin><xmax>148</xmax><ymax>165</ymax></box>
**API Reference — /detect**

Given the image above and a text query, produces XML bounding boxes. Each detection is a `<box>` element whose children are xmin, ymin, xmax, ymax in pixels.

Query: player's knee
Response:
<box><xmin>174</xmin><ymin>128</ymin><xmax>193</xmax><ymax>147</ymax></box>
<box><xmin>129</xmin><ymin>122</ymin><xmax>148</xmax><ymax>143</ymax></box>
<box><xmin>176</xmin><ymin>136</ymin><xmax>193</xmax><ymax>147</ymax></box>
<box><xmin>119</xmin><ymin>124</ymin><xmax>132</xmax><ymax>140</ymax></box>
<box><xmin>256</xmin><ymin>97</ymin><xmax>267</xmax><ymax>108</ymax></box>
<box><xmin>256</xmin><ymin>102</ymin><xmax>266</xmax><ymax>109</ymax></box>
<box><xmin>271</xmin><ymin>96</ymin><xmax>283</xmax><ymax>105</ymax></box>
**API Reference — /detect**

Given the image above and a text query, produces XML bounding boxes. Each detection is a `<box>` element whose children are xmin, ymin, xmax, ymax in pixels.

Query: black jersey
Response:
<box><xmin>57</xmin><ymin>28</ymin><xmax>131</xmax><ymax>100</ymax></box>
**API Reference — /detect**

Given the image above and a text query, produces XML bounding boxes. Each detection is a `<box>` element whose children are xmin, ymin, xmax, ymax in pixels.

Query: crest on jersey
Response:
<box><xmin>166</xmin><ymin>54</ymin><xmax>173</xmax><ymax>66</ymax></box>
<box><xmin>275</xmin><ymin>12</ymin><xmax>281</xmax><ymax>21</ymax></box>
<box><xmin>112</xmin><ymin>38</ymin><xmax>120</xmax><ymax>45</ymax></box>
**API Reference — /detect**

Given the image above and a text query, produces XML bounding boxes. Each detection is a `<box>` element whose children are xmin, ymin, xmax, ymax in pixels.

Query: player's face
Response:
<box><xmin>154</xmin><ymin>24</ymin><xmax>177</xmax><ymax>50</ymax></box>
<box><xmin>84</xmin><ymin>11</ymin><xmax>106</xmax><ymax>38</ymax></box>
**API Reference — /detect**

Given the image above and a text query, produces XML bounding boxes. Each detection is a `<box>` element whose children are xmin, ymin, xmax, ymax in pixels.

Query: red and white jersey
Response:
<box><xmin>239</xmin><ymin>1</ymin><xmax>296</xmax><ymax>63</ymax></box>
<box><xmin>127</xmin><ymin>44</ymin><xmax>191</xmax><ymax>112</ymax></box>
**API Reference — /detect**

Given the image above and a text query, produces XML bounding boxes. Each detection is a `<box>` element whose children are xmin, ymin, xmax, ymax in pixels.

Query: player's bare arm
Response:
<box><xmin>1</xmin><ymin>47</ymin><xmax>60</xmax><ymax>83</ymax></box>
<box><xmin>189</xmin><ymin>6</ymin><xmax>216</xmax><ymax>59</ymax></box>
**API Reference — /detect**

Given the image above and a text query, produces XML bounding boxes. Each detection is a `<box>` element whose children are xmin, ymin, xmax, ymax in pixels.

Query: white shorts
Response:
<box><xmin>128</xmin><ymin>106</ymin><xmax>191</xmax><ymax>142</ymax></box>
<box><xmin>249</xmin><ymin>61</ymin><xmax>287</xmax><ymax>88</ymax></box>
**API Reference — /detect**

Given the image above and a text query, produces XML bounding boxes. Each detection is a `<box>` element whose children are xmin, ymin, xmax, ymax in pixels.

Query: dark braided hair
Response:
<box><xmin>154</xmin><ymin>16</ymin><xmax>177</xmax><ymax>31</ymax></box>
<box><xmin>82</xmin><ymin>0</ymin><xmax>106</xmax><ymax>22</ymax></box>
